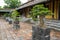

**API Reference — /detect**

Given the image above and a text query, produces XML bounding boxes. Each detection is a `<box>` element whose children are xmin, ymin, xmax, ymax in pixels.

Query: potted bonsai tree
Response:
<box><xmin>31</xmin><ymin>4</ymin><xmax>52</xmax><ymax>40</ymax></box>
<box><xmin>11</xmin><ymin>10</ymin><xmax>20</xmax><ymax>30</ymax></box>
<box><xmin>3</xmin><ymin>13</ymin><xmax>9</xmax><ymax>21</ymax></box>
<box><xmin>3</xmin><ymin>13</ymin><xmax>12</xmax><ymax>24</ymax></box>
<box><xmin>8</xmin><ymin>13</ymin><xmax>13</xmax><ymax>24</ymax></box>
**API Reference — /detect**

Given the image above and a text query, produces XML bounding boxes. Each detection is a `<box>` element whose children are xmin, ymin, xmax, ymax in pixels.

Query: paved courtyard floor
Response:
<box><xmin>0</xmin><ymin>18</ymin><xmax>60</xmax><ymax>40</ymax></box>
<box><xmin>0</xmin><ymin>19</ymin><xmax>32</xmax><ymax>40</ymax></box>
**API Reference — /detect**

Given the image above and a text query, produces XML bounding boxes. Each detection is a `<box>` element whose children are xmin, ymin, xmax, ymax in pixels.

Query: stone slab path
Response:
<box><xmin>0</xmin><ymin>19</ymin><xmax>32</xmax><ymax>40</ymax></box>
<box><xmin>0</xmin><ymin>18</ymin><xmax>60</xmax><ymax>40</ymax></box>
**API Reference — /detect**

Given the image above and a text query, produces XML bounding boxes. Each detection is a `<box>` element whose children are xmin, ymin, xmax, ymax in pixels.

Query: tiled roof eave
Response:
<box><xmin>16</xmin><ymin>0</ymin><xmax>49</xmax><ymax>10</ymax></box>
<box><xmin>0</xmin><ymin>9</ymin><xmax>14</xmax><ymax>13</ymax></box>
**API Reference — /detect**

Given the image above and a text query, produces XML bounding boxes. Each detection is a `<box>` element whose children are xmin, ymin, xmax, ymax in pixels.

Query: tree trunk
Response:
<box><xmin>39</xmin><ymin>16</ymin><xmax>45</xmax><ymax>28</ymax></box>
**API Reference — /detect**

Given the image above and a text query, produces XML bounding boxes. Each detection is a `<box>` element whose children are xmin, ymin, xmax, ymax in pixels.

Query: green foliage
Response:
<box><xmin>0</xmin><ymin>6</ymin><xmax>3</xmax><ymax>9</ymax></box>
<box><xmin>3</xmin><ymin>13</ymin><xmax>9</xmax><ymax>17</ymax></box>
<box><xmin>31</xmin><ymin>4</ymin><xmax>51</xmax><ymax>21</ymax></box>
<box><xmin>31</xmin><ymin>4</ymin><xmax>51</xmax><ymax>16</ymax></box>
<box><xmin>0</xmin><ymin>6</ymin><xmax>2</xmax><ymax>9</ymax></box>
<box><xmin>4</xmin><ymin>0</ymin><xmax>21</xmax><ymax>8</ymax></box>
<box><xmin>11</xmin><ymin>10</ymin><xmax>20</xmax><ymax>20</ymax></box>
<box><xmin>3</xmin><ymin>5</ymin><xmax>10</xmax><ymax>9</ymax></box>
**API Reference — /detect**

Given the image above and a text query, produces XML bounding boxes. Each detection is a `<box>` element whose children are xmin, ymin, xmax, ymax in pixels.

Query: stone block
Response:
<box><xmin>32</xmin><ymin>26</ymin><xmax>50</xmax><ymax>40</ymax></box>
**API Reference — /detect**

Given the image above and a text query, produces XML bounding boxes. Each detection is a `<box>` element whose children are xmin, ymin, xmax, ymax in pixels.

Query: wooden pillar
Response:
<box><xmin>25</xmin><ymin>7</ymin><xmax>30</xmax><ymax>18</ymax></box>
<box><xmin>58</xmin><ymin>0</ymin><xmax>60</xmax><ymax>19</ymax></box>
<box><xmin>22</xmin><ymin>9</ymin><xmax>25</xmax><ymax>17</ymax></box>
<box><xmin>50</xmin><ymin>0</ymin><xmax>53</xmax><ymax>19</ymax></box>
<box><xmin>54</xmin><ymin>0</ymin><xmax>58</xmax><ymax>19</ymax></box>
<box><xmin>45</xmin><ymin>0</ymin><xmax>53</xmax><ymax>19</ymax></box>
<box><xmin>56</xmin><ymin>0</ymin><xmax>60</xmax><ymax>19</ymax></box>
<box><xmin>45</xmin><ymin>0</ymin><xmax>59</xmax><ymax>20</ymax></box>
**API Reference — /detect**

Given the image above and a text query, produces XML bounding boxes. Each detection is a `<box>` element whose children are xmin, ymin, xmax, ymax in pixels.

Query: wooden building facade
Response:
<box><xmin>45</xmin><ymin>0</ymin><xmax>60</xmax><ymax>20</ymax></box>
<box><xmin>0</xmin><ymin>10</ymin><xmax>10</xmax><ymax>17</ymax></box>
<box><xmin>17</xmin><ymin>0</ymin><xmax>60</xmax><ymax>20</ymax></box>
<box><xmin>16</xmin><ymin>0</ymin><xmax>60</xmax><ymax>39</ymax></box>
<box><xmin>0</xmin><ymin>9</ymin><xmax>13</xmax><ymax>17</ymax></box>
<box><xmin>16</xmin><ymin>0</ymin><xmax>48</xmax><ymax>17</ymax></box>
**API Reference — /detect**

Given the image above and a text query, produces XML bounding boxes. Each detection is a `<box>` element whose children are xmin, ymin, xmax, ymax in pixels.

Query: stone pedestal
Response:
<box><xmin>9</xmin><ymin>20</ymin><xmax>12</xmax><ymax>24</ymax></box>
<box><xmin>13</xmin><ymin>21</ymin><xmax>20</xmax><ymax>30</ymax></box>
<box><xmin>13</xmin><ymin>24</ymin><xmax>20</xmax><ymax>30</ymax></box>
<box><xmin>32</xmin><ymin>26</ymin><xmax>50</xmax><ymax>40</ymax></box>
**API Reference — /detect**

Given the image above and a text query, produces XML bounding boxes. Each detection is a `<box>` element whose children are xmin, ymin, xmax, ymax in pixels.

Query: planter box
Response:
<box><xmin>13</xmin><ymin>24</ymin><xmax>20</xmax><ymax>30</ymax></box>
<box><xmin>6</xmin><ymin>17</ymin><xmax>9</xmax><ymax>22</ymax></box>
<box><xmin>13</xmin><ymin>20</ymin><xmax>20</xmax><ymax>30</ymax></box>
<box><xmin>8</xmin><ymin>18</ymin><xmax>13</xmax><ymax>24</ymax></box>
<box><xmin>32</xmin><ymin>25</ymin><xmax>51</xmax><ymax>40</ymax></box>
<box><xmin>13</xmin><ymin>20</ymin><xmax>20</xmax><ymax>25</ymax></box>
<box><xmin>9</xmin><ymin>20</ymin><xmax>12</xmax><ymax>24</ymax></box>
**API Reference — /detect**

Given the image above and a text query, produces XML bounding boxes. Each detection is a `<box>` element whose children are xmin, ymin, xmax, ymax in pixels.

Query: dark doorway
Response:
<box><xmin>58</xmin><ymin>3</ymin><xmax>60</xmax><ymax>20</ymax></box>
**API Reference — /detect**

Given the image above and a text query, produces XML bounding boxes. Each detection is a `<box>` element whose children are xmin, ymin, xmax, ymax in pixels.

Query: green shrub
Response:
<box><xmin>3</xmin><ymin>13</ymin><xmax>9</xmax><ymax>17</ymax></box>
<box><xmin>11</xmin><ymin>10</ymin><xmax>20</xmax><ymax>20</ymax></box>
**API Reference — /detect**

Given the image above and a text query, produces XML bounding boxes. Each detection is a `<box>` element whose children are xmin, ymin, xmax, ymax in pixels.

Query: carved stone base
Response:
<box><xmin>13</xmin><ymin>24</ymin><xmax>20</xmax><ymax>30</ymax></box>
<box><xmin>9</xmin><ymin>21</ymin><xmax>12</xmax><ymax>24</ymax></box>
<box><xmin>32</xmin><ymin>25</ymin><xmax>50</xmax><ymax>40</ymax></box>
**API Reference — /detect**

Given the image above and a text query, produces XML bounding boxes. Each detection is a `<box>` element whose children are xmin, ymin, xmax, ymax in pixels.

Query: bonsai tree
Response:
<box><xmin>31</xmin><ymin>4</ymin><xmax>51</xmax><ymax>28</ymax></box>
<box><xmin>11</xmin><ymin>10</ymin><xmax>20</xmax><ymax>20</ymax></box>
<box><xmin>3</xmin><ymin>13</ymin><xmax>9</xmax><ymax>18</ymax></box>
<box><xmin>11</xmin><ymin>10</ymin><xmax>20</xmax><ymax>29</ymax></box>
<box><xmin>3</xmin><ymin>13</ymin><xmax>10</xmax><ymax>21</ymax></box>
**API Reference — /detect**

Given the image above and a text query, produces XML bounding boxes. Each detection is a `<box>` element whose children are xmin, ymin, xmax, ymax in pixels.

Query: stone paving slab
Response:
<box><xmin>0</xmin><ymin>19</ymin><xmax>60</xmax><ymax>40</ymax></box>
<box><xmin>0</xmin><ymin>19</ymin><xmax>32</xmax><ymax>40</ymax></box>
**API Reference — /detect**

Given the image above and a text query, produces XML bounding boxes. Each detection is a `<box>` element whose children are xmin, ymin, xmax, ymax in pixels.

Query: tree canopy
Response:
<box><xmin>0</xmin><ymin>6</ymin><xmax>3</xmax><ymax>9</ymax></box>
<box><xmin>3</xmin><ymin>5</ymin><xmax>10</xmax><ymax>9</ymax></box>
<box><xmin>4</xmin><ymin>0</ymin><xmax>21</xmax><ymax>8</ymax></box>
<box><xmin>31</xmin><ymin>4</ymin><xmax>51</xmax><ymax>17</ymax></box>
<box><xmin>31</xmin><ymin>4</ymin><xmax>51</xmax><ymax>21</ymax></box>
<box><xmin>0</xmin><ymin>6</ymin><xmax>2</xmax><ymax>8</ymax></box>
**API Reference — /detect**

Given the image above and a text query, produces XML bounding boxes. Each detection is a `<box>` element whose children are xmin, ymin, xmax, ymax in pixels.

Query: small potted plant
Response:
<box><xmin>3</xmin><ymin>13</ymin><xmax>12</xmax><ymax>24</ymax></box>
<box><xmin>3</xmin><ymin>13</ymin><xmax>9</xmax><ymax>21</ymax></box>
<box><xmin>31</xmin><ymin>4</ymin><xmax>52</xmax><ymax>40</ymax></box>
<box><xmin>3</xmin><ymin>14</ymin><xmax>6</xmax><ymax>19</ymax></box>
<box><xmin>11</xmin><ymin>10</ymin><xmax>20</xmax><ymax>30</ymax></box>
<box><xmin>8</xmin><ymin>14</ymin><xmax>13</xmax><ymax>24</ymax></box>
